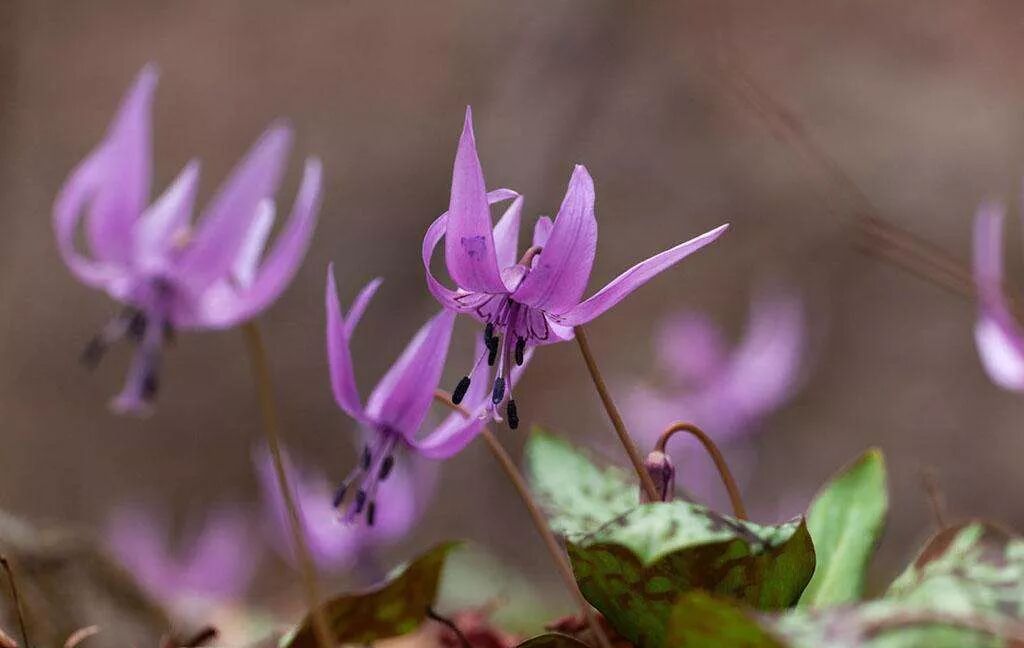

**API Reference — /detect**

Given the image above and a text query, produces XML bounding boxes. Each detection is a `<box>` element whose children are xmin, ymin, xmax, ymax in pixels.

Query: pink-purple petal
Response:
<box><xmin>88</xmin><ymin>65</ymin><xmax>157</xmax><ymax>265</ymax></box>
<box><xmin>423</xmin><ymin>189</ymin><xmax>521</xmax><ymax>311</ymax></box>
<box><xmin>512</xmin><ymin>165</ymin><xmax>597</xmax><ymax>312</ymax></box>
<box><xmin>493</xmin><ymin>195</ymin><xmax>524</xmax><ymax>271</ymax></box>
<box><xmin>365</xmin><ymin>309</ymin><xmax>457</xmax><ymax>439</ymax></box>
<box><xmin>443</xmin><ymin>108</ymin><xmax>507</xmax><ymax>294</ymax></box>
<box><xmin>327</xmin><ymin>269</ymin><xmax>381</xmax><ymax>421</ymax></box>
<box><xmin>722</xmin><ymin>288</ymin><xmax>805</xmax><ymax>418</ymax></box>
<box><xmin>54</xmin><ymin>150</ymin><xmax>130</xmax><ymax>292</ymax></box>
<box><xmin>134</xmin><ymin>160</ymin><xmax>200</xmax><ymax>270</ymax></box>
<box><xmin>175</xmin><ymin>123</ymin><xmax>293</xmax><ymax>294</ymax></box>
<box><xmin>555</xmin><ymin>223</ymin><xmax>730</xmax><ymax>326</ymax></box>
<box><xmin>975</xmin><ymin>309</ymin><xmax>1024</xmax><ymax>392</ymax></box>
<box><xmin>532</xmin><ymin>215</ymin><xmax>553</xmax><ymax>252</ymax></box>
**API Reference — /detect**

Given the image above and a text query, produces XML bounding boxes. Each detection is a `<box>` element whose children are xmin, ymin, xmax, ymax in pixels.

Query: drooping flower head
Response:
<box><xmin>423</xmin><ymin>108</ymin><xmax>729</xmax><ymax>427</ymax></box>
<box><xmin>972</xmin><ymin>202</ymin><xmax>1024</xmax><ymax>391</ymax></box>
<box><xmin>326</xmin><ymin>270</ymin><xmax>505</xmax><ymax>527</ymax></box>
<box><xmin>54</xmin><ymin>65</ymin><xmax>321</xmax><ymax>414</ymax></box>
<box><xmin>254</xmin><ymin>442</ymin><xmax>434</xmax><ymax>574</ymax></box>
<box><xmin>105</xmin><ymin>503</ymin><xmax>258</xmax><ymax>607</ymax></box>
<box><xmin>623</xmin><ymin>287</ymin><xmax>805</xmax><ymax>503</ymax></box>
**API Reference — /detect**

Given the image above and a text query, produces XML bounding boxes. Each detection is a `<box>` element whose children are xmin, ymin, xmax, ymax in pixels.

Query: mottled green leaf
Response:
<box><xmin>668</xmin><ymin>521</ymin><xmax>1024</xmax><ymax>648</ymax></box>
<box><xmin>886</xmin><ymin>521</ymin><xmax>1024</xmax><ymax>621</ymax></box>
<box><xmin>800</xmin><ymin>448</ymin><xmax>887</xmax><ymax>607</ymax></box>
<box><xmin>667</xmin><ymin>591</ymin><xmax>787</xmax><ymax>647</ymax></box>
<box><xmin>567</xmin><ymin>502</ymin><xmax>815</xmax><ymax>648</ymax></box>
<box><xmin>524</xmin><ymin>428</ymin><xmax>638</xmax><ymax>536</ymax></box>
<box><xmin>515</xmin><ymin>633</ymin><xmax>592</xmax><ymax>648</ymax></box>
<box><xmin>282</xmin><ymin>542</ymin><xmax>459</xmax><ymax>648</ymax></box>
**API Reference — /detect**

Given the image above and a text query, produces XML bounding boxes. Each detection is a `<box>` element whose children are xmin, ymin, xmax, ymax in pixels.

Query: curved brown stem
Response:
<box><xmin>572</xmin><ymin>325</ymin><xmax>661</xmax><ymax>502</ymax></box>
<box><xmin>656</xmin><ymin>422</ymin><xmax>747</xmax><ymax>520</ymax></box>
<box><xmin>242</xmin><ymin>322</ymin><xmax>333</xmax><ymax>648</ymax></box>
<box><xmin>433</xmin><ymin>390</ymin><xmax>612</xmax><ymax>648</ymax></box>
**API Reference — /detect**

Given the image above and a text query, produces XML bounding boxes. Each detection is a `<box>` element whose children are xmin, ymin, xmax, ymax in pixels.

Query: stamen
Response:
<box><xmin>378</xmin><ymin>455</ymin><xmax>394</xmax><ymax>481</ymax></box>
<box><xmin>484</xmin><ymin>322</ymin><xmax>495</xmax><ymax>343</ymax></box>
<box><xmin>491</xmin><ymin>376</ymin><xmax>505</xmax><ymax>404</ymax></box>
<box><xmin>515</xmin><ymin>337</ymin><xmax>526</xmax><ymax>366</ymax></box>
<box><xmin>332</xmin><ymin>484</ymin><xmax>348</xmax><ymax>508</ymax></box>
<box><xmin>507</xmin><ymin>399</ymin><xmax>519</xmax><ymax>430</ymax></box>
<box><xmin>361</xmin><ymin>445</ymin><xmax>372</xmax><ymax>470</ymax></box>
<box><xmin>452</xmin><ymin>376</ymin><xmax>472</xmax><ymax>404</ymax></box>
<box><xmin>355</xmin><ymin>489</ymin><xmax>367</xmax><ymax>513</ymax></box>
<box><xmin>366</xmin><ymin>502</ymin><xmax>376</xmax><ymax>526</ymax></box>
<box><xmin>141</xmin><ymin>371</ymin><xmax>159</xmax><ymax>401</ymax></box>
<box><xmin>487</xmin><ymin>341</ymin><xmax>499</xmax><ymax>366</ymax></box>
<box><xmin>80</xmin><ymin>337</ymin><xmax>107</xmax><ymax>368</ymax></box>
<box><xmin>127</xmin><ymin>310</ymin><xmax>147</xmax><ymax>341</ymax></box>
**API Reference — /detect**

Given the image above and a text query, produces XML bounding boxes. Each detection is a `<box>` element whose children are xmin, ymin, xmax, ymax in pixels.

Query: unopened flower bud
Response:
<box><xmin>641</xmin><ymin>450</ymin><xmax>675</xmax><ymax>503</ymax></box>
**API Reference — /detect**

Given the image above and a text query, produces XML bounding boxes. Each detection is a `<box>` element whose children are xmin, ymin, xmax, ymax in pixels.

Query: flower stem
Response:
<box><xmin>0</xmin><ymin>556</ymin><xmax>31</xmax><ymax>648</ymax></box>
<box><xmin>572</xmin><ymin>325</ymin><xmax>660</xmax><ymax>502</ymax></box>
<box><xmin>433</xmin><ymin>391</ymin><xmax>613</xmax><ymax>648</ymax></box>
<box><xmin>242</xmin><ymin>322</ymin><xmax>333</xmax><ymax>648</ymax></box>
<box><xmin>655</xmin><ymin>422</ymin><xmax>747</xmax><ymax>520</ymax></box>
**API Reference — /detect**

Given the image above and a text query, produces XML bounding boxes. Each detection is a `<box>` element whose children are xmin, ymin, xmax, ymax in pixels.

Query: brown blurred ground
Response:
<box><xmin>1</xmin><ymin>0</ymin><xmax>1024</xmax><ymax>615</ymax></box>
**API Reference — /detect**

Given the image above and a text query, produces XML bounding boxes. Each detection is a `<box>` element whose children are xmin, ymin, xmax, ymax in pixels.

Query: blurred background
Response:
<box><xmin>2</xmin><ymin>0</ymin><xmax>1024</xmax><ymax>639</ymax></box>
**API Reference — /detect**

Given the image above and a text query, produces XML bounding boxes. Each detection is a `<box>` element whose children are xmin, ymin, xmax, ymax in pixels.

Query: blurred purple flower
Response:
<box><xmin>972</xmin><ymin>202</ymin><xmax>1024</xmax><ymax>391</ymax></box>
<box><xmin>423</xmin><ymin>108</ymin><xmax>729</xmax><ymax>427</ymax></box>
<box><xmin>623</xmin><ymin>287</ymin><xmax>805</xmax><ymax>503</ymax></box>
<box><xmin>54</xmin><ymin>65</ymin><xmax>321</xmax><ymax>415</ymax></box>
<box><xmin>254</xmin><ymin>443</ymin><xmax>434</xmax><ymax>574</ymax></box>
<box><xmin>326</xmin><ymin>270</ymin><xmax>499</xmax><ymax>527</ymax></box>
<box><xmin>106</xmin><ymin>504</ymin><xmax>257</xmax><ymax>605</ymax></box>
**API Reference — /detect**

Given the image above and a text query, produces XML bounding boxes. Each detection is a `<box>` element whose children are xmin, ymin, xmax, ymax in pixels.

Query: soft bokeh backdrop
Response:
<box><xmin>2</xmin><ymin>0</ymin><xmax>1023</xmax><ymax>621</ymax></box>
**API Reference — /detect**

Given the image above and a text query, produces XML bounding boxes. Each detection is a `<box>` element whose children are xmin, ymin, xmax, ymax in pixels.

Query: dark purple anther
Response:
<box><xmin>515</xmin><ymin>337</ymin><xmax>525</xmax><ymax>366</ymax></box>
<box><xmin>506</xmin><ymin>399</ymin><xmax>519</xmax><ymax>430</ymax></box>
<box><xmin>378</xmin><ymin>455</ymin><xmax>395</xmax><ymax>481</ymax></box>
<box><xmin>355</xmin><ymin>489</ymin><xmax>367</xmax><ymax>513</ymax></box>
<box><xmin>452</xmin><ymin>376</ymin><xmax>471</xmax><ymax>404</ymax></box>
<box><xmin>491</xmin><ymin>376</ymin><xmax>505</xmax><ymax>404</ymax></box>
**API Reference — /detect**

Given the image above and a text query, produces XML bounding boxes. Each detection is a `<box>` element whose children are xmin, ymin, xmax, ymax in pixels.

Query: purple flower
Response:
<box><xmin>326</xmin><ymin>270</ymin><xmax>507</xmax><ymax>526</ymax></box>
<box><xmin>623</xmin><ymin>287</ymin><xmax>805</xmax><ymax>503</ymax></box>
<box><xmin>423</xmin><ymin>108</ymin><xmax>729</xmax><ymax>426</ymax></box>
<box><xmin>54</xmin><ymin>65</ymin><xmax>321</xmax><ymax>414</ymax></box>
<box><xmin>972</xmin><ymin>202</ymin><xmax>1024</xmax><ymax>391</ymax></box>
<box><xmin>254</xmin><ymin>443</ymin><xmax>434</xmax><ymax>574</ymax></box>
<box><xmin>105</xmin><ymin>504</ymin><xmax>258</xmax><ymax>606</ymax></box>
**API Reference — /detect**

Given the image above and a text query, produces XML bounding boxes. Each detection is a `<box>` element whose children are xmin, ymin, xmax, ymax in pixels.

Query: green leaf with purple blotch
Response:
<box><xmin>282</xmin><ymin>541</ymin><xmax>460</xmax><ymax>648</ymax></box>
<box><xmin>566</xmin><ymin>502</ymin><xmax>815</xmax><ymax>648</ymax></box>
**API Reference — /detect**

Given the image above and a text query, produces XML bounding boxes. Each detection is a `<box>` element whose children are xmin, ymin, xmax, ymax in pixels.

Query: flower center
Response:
<box><xmin>333</xmin><ymin>429</ymin><xmax>400</xmax><ymax>526</ymax></box>
<box><xmin>83</xmin><ymin>278</ymin><xmax>178</xmax><ymax>413</ymax></box>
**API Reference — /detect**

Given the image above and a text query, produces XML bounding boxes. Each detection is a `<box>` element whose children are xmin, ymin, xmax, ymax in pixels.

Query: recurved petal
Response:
<box><xmin>88</xmin><ymin>65</ymin><xmax>157</xmax><ymax>265</ymax></box>
<box><xmin>175</xmin><ymin>122</ymin><xmax>292</xmax><ymax>293</ymax></box>
<box><xmin>54</xmin><ymin>150</ymin><xmax>131</xmax><ymax>292</ymax></box>
<box><xmin>365</xmin><ymin>309</ymin><xmax>457</xmax><ymax>439</ymax></box>
<box><xmin>975</xmin><ymin>304</ymin><xmax>1024</xmax><ymax>392</ymax></box>
<box><xmin>443</xmin><ymin>108</ymin><xmax>507</xmax><ymax>293</ymax></box>
<box><xmin>722</xmin><ymin>287</ymin><xmax>805</xmax><ymax>418</ymax></box>
<box><xmin>423</xmin><ymin>189</ymin><xmax>521</xmax><ymax>312</ymax></box>
<box><xmin>134</xmin><ymin>159</ymin><xmax>200</xmax><ymax>270</ymax></box>
<box><xmin>512</xmin><ymin>166</ymin><xmax>597</xmax><ymax>312</ymax></box>
<box><xmin>327</xmin><ymin>268</ymin><xmax>381</xmax><ymax>421</ymax></box>
<box><xmin>556</xmin><ymin>223</ymin><xmax>729</xmax><ymax>327</ymax></box>
<box><xmin>179</xmin><ymin>507</ymin><xmax>257</xmax><ymax>599</ymax></box>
